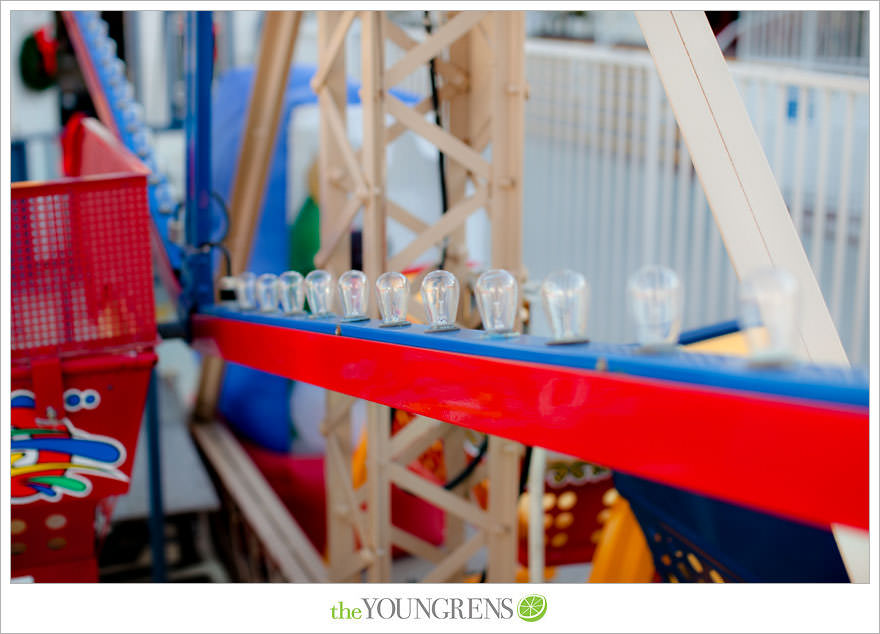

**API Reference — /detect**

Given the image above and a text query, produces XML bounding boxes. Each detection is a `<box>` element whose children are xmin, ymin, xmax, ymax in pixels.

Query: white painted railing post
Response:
<box><xmin>643</xmin><ymin>71</ymin><xmax>662</xmax><ymax>264</ymax></box>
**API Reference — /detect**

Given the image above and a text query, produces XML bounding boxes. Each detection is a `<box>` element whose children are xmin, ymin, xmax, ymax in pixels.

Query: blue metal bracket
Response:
<box><xmin>180</xmin><ymin>11</ymin><xmax>215</xmax><ymax>315</ymax></box>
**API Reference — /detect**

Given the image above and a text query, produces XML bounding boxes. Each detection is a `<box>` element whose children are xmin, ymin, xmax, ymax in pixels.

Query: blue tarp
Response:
<box><xmin>211</xmin><ymin>64</ymin><xmax>418</xmax><ymax>452</ymax></box>
<box><xmin>211</xmin><ymin>64</ymin><xmax>360</xmax><ymax>452</ymax></box>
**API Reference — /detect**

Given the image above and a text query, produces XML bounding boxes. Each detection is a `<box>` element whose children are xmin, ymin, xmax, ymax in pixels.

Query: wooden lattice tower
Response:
<box><xmin>183</xmin><ymin>9</ymin><xmax>862</xmax><ymax>583</ymax></box>
<box><xmin>314</xmin><ymin>10</ymin><xmax>526</xmax><ymax>582</ymax></box>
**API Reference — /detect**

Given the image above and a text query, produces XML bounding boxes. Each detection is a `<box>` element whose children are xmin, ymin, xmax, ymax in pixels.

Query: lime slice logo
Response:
<box><xmin>517</xmin><ymin>595</ymin><xmax>547</xmax><ymax>622</ymax></box>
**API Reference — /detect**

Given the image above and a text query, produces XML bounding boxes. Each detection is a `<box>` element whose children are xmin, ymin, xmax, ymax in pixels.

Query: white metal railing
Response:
<box><xmin>521</xmin><ymin>39</ymin><xmax>869</xmax><ymax>366</ymax></box>
<box><xmin>734</xmin><ymin>11</ymin><xmax>869</xmax><ymax>76</ymax></box>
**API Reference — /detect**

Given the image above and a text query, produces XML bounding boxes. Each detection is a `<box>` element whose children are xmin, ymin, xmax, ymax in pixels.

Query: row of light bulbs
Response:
<box><xmin>81</xmin><ymin>13</ymin><xmax>798</xmax><ymax>364</ymax></box>
<box><xmin>222</xmin><ymin>265</ymin><xmax>799</xmax><ymax>362</ymax></box>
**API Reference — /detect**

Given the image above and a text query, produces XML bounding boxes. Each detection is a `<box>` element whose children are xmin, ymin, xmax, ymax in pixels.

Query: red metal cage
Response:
<box><xmin>12</xmin><ymin>119</ymin><xmax>156</xmax><ymax>362</ymax></box>
<box><xmin>11</xmin><ymin>117</ymin><xmax>158</xmax><ymax>582</ymax></box>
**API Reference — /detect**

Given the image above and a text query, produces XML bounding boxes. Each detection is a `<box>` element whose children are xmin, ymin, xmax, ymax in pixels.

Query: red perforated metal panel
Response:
<box><xmin>11</xmin><ymin>174</ymin><xmax>156</xmax><ymax>361</ymax></box>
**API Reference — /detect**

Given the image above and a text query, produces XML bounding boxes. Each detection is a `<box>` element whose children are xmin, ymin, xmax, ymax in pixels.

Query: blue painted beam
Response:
<box><xmin>198</xmin><ymin>305</ymin><xmax>868</xmax><ymax>409</ymax></box>
<box><xmin>678</xmin><ymin>319</ymin><xmax>741</xmax><ymax>345</ymax></box>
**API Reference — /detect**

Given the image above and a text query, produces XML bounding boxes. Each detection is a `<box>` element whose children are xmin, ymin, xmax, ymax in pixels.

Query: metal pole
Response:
<box><xmin>145</xmin><ymin>368</ymin><xmax>166</xmax><ymax>582</ymax></box>
<box><xmin>183</xmin><ymin>11</ymin><xmax>214</xmax><ymax>313</ymax></box>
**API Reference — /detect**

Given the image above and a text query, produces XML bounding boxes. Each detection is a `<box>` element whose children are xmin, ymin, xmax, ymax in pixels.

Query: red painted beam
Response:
<box><xmin>192</xmin><ymin>315</ymin><xmax>868</xmax><ymax>531</ymax></box>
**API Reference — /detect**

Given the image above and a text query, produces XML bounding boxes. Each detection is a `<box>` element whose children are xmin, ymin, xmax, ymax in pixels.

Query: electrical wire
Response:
<box><xmin>518</xmin><ymin>445</ymin><xmax>533</xmax><ymax>495</ymax></box>
<box><xmin>386</xmin><ymin>11</ymin><xmax>485</xmax><ymax>504</ymax></box>
<box><xmin>173</xmin><ymin>190</ymin><xmax>231</xmax><ymax>245</ymax></box>
<box><xmin>423</xmin><ymin>11</ymin><xmax>451</xmax><ymax>270</ymax></box>
<box><xmin>443</xmin><ymin>435</ymin><xmax>488</xmax><ymax>490</ymax></box>
<box><xmin>172</xmin><ymin>192</ymin><xmax>233</xmax><ymax>279</ymax></box>
<box><xmin>199</xmin><ymin>241</ymin><xmax>232</xmax><ymax>278</ymax></box>
<box><xmin>209</xmin><ymin>190</ymin><xmax>231</xmax><ymax>243</ymax></box>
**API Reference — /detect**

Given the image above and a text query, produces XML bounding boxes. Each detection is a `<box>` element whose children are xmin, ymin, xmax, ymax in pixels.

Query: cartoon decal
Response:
<box><xmin>546</xmin><ymin>460</ymin><xmax>612</xmax><ymax>488</ymax></box>
<box><xmin>11</xmin><ymin>389</ymin><xmax>128</xmax><ymax>505</ymax></box>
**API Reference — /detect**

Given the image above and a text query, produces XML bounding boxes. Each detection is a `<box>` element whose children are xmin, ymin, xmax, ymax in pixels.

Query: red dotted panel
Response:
<box><xmin>11</xmin><ymin>175</ymin><xmax>156</xmax><ymax>361</ymax></box>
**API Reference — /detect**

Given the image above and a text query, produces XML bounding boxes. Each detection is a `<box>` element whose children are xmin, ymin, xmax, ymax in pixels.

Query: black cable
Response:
<box><xmin>210</xmin><ymin>190</ymin><xmax>231</xmax><ymax>243</ymax></box>
<box><xmin>173</xmin><ymin>190</ymin><xmax>231</xmax><ymax>245</ymax></box>
<box><xmin>205</xmin><ymin>242</ymin><xmax>232</xmax><ymax>278</ymax></box>
<box><xmin>423</xmin><ymin>11</ymin><xmax>451</xmax><ymax>270</ymax></box>
<box><xmin>192</xmin><ymin>241</ymin><xmax>232</xmax><ymax>278</ymax></box>
<box><xmin>173</xmin><ymin>191</ymin><xmax>234</xmax><ymax>279</ymax></box>
<box><xmin>443</xmin><ymin>435</ymin><xmax>488</xmax><ymax>490</ymax></box>
<box><xmin>384</xmin><ymin>10</ymin><xmax>482</xmax><ymax>505</ymax></box>
<box><xmin>388</xmin><ymin>408</ymin><xmax>488</xmax><ymax>493</ymax></box>
<box><xmin>518</xmin><ymin>445</ymin><xmax>533</xmax><ymax>495</ymax></box>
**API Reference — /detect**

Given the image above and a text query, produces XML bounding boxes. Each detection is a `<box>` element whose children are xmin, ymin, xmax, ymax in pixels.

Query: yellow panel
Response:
<box><xmin>684</xmin><ymin>330</ymin><xmax>753</xmax><ymax>358</ymax></box>
<box><xmin>588</xmin><ymin>494</ymin><xmax>656</xmax><ymax>583</ymax></box>
<box><xmin>684</xmin><ymin>332</ymin><xmax>749</xmax><ymax>357</ymax></box>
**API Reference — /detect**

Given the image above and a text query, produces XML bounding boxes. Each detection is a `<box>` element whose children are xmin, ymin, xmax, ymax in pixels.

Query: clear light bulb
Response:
<box><xmin>278</xmin><ymin>271</ymin><xmax>305</xmax><ymax>315</ymax></box>
<box><xmin>256</xmin><ymin>273</ymin><xmax>279</xmax><ymax>312</ymax></box>
<box><xmin>541</xmin><ymin>269</ymin><xmax>590</xmax><ymax>344</ymax></box>
<box><xmin>305</xmin><ymin>269</ymin><xmax>334</xmax><ymax>318</ymax></box>
<box><xmin>375</xmin><ymin>272</ymin><xmax>410</xmax><ymax>327</ymax></box>
<box><xmin>738</xmin><ymin>267</ymin><xmax>799</xmax><ymax>365</ymax></box>
<box><xmin>627</xmin><ymin>265</ymin><xmax>682</xmax><ymax>352</ymax></box>
<box><xmin>420</xmin><ymin>270</ymin><xmax>460</xmax><ymax>333</ymax></box>
<box><xmin>338</xmin><ymin>270</ymin><xmax>370</xmax><ymax>322</ymax></box>
<box><xmin>475</xmin><ymin>269</ymin><xmax>519</xmax><ymax>337</ymax></box>
<box><xmin>236</xmin><ymin>272</ymin><xmax>257</xmax><ymax>310</ymax></box>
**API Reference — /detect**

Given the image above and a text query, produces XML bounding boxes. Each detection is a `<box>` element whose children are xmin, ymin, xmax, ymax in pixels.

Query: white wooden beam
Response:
<box><xmin>389</xmin><ymin>415</ymin><xmax>445</xmax><ymax>460</ymax></box>
<box><xmin>527</xmin><ymin>447</ymin><xmax>546</xmax><ymax>583</ymax></box>
<box><xmin>388</xmin><ymin>187</ymin><xmax>488</xmax><ymax>272</ymax></box>
<box><xmin>635</xmin><ymin>10</ymin><xmax>848</xmax><ymax>365</ymax></box>
<box><xmin>318</xmin><ymin>11</ymin><xmax>358</xmax><ymax>581</ymax></box>
<box><xmin>324</xmin><ymin>90</ymin><xmax>368</xmax><ymax>197</ymax></box>
<box><xmin>387</xmin><ymin>199</ymin><xmax>429</xmax><ymax>234</ymax></box>
<box><xmin>383</xmin><ymin>11</ymin><xmax>486</xmax><ymax>88</ymax></box>
<box><xmin>382</xmin><ymin>14</ymin><xmax>469</xmax><ymax>89</ymax></box>
<box><xmin>385</xmin><ymin>94</ymin><xmax>491</xmax><ymax>180</ymax></box>
<box><xmin>192</xmin><ymin>422</ymin><xmax>327</xmax><ymax>582</ymax></box>
<box><xmin>326</xmin><ymin>434</ymin><xmax>370</xmax><ymax>545</ymax></box>
<box><xmin>422</xmin><ymin>530</ymin><xmax>486</xmax><ymax>583</ymax></box>
<box><xmin>388</xmin><ymin>463</ymin><xmax>499</xmax><ymax>533</ymax></box>
<box><xmin>390</xmin><ymin>526</ymin><xmax>447</xmax><ymax>564</ymax></box>
<box><xmin>310</xmin><ymin>10</ymin><xmax>356</xmax><ymax>92</ymax></box>
<box><xmin>313</xmin><ymin>194</ymin><xmax>363</xmax><ymax>269</ymax></box>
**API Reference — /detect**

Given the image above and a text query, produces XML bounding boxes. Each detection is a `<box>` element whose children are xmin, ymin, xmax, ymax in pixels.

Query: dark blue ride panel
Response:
<box><xmin>613</xmin><ymin>472</ymin><xmax>850</xmax><ymax>582</ymax></box>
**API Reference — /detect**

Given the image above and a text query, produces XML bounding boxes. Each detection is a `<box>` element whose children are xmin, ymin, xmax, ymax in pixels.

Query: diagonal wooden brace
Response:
<box><xmin>384</xmin><ymin>11</ymin><xmax>486</xmax><ymax>88</ymax></box>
